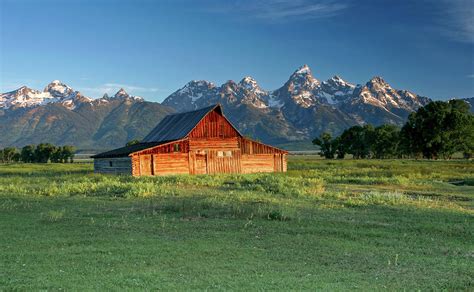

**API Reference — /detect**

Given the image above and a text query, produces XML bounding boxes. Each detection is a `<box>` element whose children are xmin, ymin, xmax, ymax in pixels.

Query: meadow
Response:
<box><xmin>0</xmin><ymin>157</ymin><xmax>473</xmax><ymax>290</ymax></box>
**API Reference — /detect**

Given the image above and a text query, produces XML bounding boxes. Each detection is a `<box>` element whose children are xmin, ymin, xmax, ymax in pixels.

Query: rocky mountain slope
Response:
<box><xmin>163</xmin><ymin>65</ymin><xmax>432</xmax><ymax>142</ymax></box>
<box><xmin>2</xmin><ymin>66</ymin><xmax>466</xmax><ymax>150</ymax></box>
<box><xmin>0</xmin><ymin>82</ymin><xmax>173</xmax><ymax>149</ymax></box>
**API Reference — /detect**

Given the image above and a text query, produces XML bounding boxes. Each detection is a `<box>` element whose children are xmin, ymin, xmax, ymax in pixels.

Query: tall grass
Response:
<box><xmin>0</xmin><ymin>159</ymin><xmax>472</xmax><ymax>218</ymax></box>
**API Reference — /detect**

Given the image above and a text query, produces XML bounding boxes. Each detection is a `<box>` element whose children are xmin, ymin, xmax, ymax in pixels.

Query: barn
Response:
<box><xmin>92</xmin><ymin>104</ymin><xmax>288</xmax><ymax>176</ymax></box>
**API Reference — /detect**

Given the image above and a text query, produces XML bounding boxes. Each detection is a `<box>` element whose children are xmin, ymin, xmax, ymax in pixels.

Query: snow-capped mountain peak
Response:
<box><xmin>288</xmin><ymin>65</ymin><xmax>320</xmax><ymax>88</ymax></box>
<box><xmin>161</xmin><ymin>80</ymin><xmax>217</xmax><ymax>111</ymax></box>
<box><xmin>178</xmin><ymin>80</ymin><xmax>216</xmax><ymax>95</ymax></box>
<box><xmin>239</xmin><ymin>76</ymin><xmax>258</xmax><ymax>89</ymax></box>
<box><xmin>44</xmin><ymin>80</ymin><xmax>75</xmax><ymax>98</ymax></box>
<box><xmin>367</xmin><ymin>76</ymin><xmax>392</xmax><ymax>90</ymax></box>
<box><xmin>110</xmin><ymin>88</ymin><xmax>144</xmax><ymax>101</ymax></box>
<box><xmin>270</xmin><ymin>65</ymin><xmax>321</xmax><ymax>108</ymax></box>
<box><xmin>0</xmin><ymin>86</ymin><xmax>56</xmax><ymax>109</ymax></box>
<box><xmin>294</xmin><ymin>64</ymin><xmax>312</xmax><ymax>75</ymax></box>
<box><xmin>114</xmin><ymin>88</ymin><xmax>129</xmax><ymax>98</ymax></box>
<box><xmin>0</xmin><ymin>80</ymin><xmax>145</xmax><ymax>110</ymax></box>
<box><xmin>328</xmin><ymin>75</ymin><xmax>354</xmax><ymax>87</ymax></box>
<box><xmin>239</xmin><ymin>76</ymin><xmax>266</xmax><ymax>96</ymax></box>
<box><xmin>350</xmin><ymin>77</ymin><xmax>430</xmax><ymax>111</ymax></box>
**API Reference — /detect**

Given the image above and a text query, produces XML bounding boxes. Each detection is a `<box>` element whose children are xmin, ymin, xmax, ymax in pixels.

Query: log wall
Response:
<box><xmin>94</xmin><ymin>157</ymin><xmax>132</xmax><ymax>174</ymax></box>
<box><xmin>153</xmin><ymin>153</ymin><xmax>189</xmax><ymax>175</ymax></box>
<box><xmin>241</xmin><ymin>154</ymin><xmax>275</xmax><ymax>173</ymax></box>
<box><xmin>188</xmin><ymin>137</ymin><xmax>239</xmax><ymax>151</ymax></box>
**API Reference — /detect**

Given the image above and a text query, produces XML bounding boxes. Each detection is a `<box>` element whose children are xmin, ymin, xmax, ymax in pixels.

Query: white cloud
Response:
<box><xmin>78</xmin><ymin>83</ymin><xmax>160</xmax><ymax>97</ymax></box>
<box><xmin>210</xmin><ymin>0</ymin><xmax>349</xmax><ymax>21</ymax></box>
<box><xmin>433</xmin><ymin>0</ymin><xmax>474</xmax><ymax>43</ymax></box>
<box><xmin>103</xmin><ymin>83</ymin><xmax>159</xmax><ymax>93</ymax></box>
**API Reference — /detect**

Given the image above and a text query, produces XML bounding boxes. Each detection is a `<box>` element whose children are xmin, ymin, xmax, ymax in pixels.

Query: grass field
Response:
<box><xmin>0</xmin><ymin>157</ymin><xmax>473</xmax><ymax>290</ymax></box>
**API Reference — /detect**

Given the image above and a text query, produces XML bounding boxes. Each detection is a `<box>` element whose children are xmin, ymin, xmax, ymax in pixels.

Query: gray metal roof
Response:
<box><xmin>91</xmin><ymin>142</ymin><xmax>165</xmax><ymax>159</ymax></box>
<box><xmin>142</xmin><ymin>104</ymin><xmax>226</xmax><ymax>143</ymax></box>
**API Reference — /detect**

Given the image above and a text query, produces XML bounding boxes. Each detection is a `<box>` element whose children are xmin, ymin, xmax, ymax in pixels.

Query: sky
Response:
<box><xmin>0</xmin><ymin>0</ymin><xmax>473</xmax><ymax>102</ymax></box>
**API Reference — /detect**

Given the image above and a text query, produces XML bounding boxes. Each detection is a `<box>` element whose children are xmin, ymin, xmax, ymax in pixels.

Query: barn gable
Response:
<box><xmin>142</xmin><ymin>104</ymin><xmax>240</xmax><ymax>143</ymax></box>
<box><xmin>188</xmin><ymin>107</ymin><xmax>241</xmax><ymax>139</ymax></box>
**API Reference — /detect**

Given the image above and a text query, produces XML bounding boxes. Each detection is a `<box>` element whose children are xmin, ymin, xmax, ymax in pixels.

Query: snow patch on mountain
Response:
<box><xmin>0</xmin><ymin>80</ymin><xmax>144</xmax><ymax>110</ymax></box>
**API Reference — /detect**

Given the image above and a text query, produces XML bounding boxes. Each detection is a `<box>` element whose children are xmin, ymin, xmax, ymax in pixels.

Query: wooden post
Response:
<box><xmin>151</xmin><ymin>154</ymin><xmax>155</xmax><ymax>175</ymax></box>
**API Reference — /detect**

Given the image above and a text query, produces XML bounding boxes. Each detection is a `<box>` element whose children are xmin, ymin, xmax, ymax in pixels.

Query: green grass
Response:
<box><xmin>0</xmin><ymin>158</ymin><xmax>473</xmax><ymax>290</ymax></box>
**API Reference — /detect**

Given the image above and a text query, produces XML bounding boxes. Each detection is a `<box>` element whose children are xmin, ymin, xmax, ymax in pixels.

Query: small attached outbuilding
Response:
<box><xmin>92</xmin><ymin>104</ymin><xmax>288</xmax><ymax>176</ymax></box>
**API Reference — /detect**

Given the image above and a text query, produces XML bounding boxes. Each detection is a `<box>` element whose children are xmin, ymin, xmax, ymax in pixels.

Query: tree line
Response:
<box><xmin>313</xmin><ymin>100</ymin><xmax>474</xmax><ymax>159</ymax></box>
<box><xmin>0</xmin><ymin>144</ymin><xmax>76</xmax><ymax>163</ymax></box>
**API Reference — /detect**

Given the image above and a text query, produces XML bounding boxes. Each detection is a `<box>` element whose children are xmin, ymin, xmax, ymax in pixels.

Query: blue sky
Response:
<box><xmin>1</xmin><ymin>0</ymin><xmax>473</xmax><ymax>101</ymax></box>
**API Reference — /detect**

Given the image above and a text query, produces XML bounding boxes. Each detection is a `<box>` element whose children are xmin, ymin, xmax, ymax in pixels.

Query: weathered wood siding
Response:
<box><xmin>94</xmin><ymin>157</ymin><xmax>132</xmax><ymax>174</ymax></box>
<box><xmin>188</xmin><ymin>110</ymin><xmax>240</xmax><ymax>139</ymax></box>
<box><xmin>131</xmin><ymin>153</ymin><xmax>189</xmax><ymax>176</ymax></box>
<box><xmin>139</xmin><ymin>155</ymin><xmax>153</xmax><ymax>176</ymax></box>
<box><xmin>240</xmin><ymin>138</ymin><xmax>286</xmax><ymax>155</ymax></box>
<box><xmin>207</xmin><ymin>150</ymin><xmax>241</xmax><ymax>174</ymax></box>
<box><xmin>188</xmin><ymin>152</ymin><xmax>207</xmax><ymax>175</ymax></box>
<box><xmin>282</xmin><ymin>154</ymin><xmax>288</xmax><ymax>172</ymax></box>
<box><xmin>137</xmin><ymin>140</ymin><xmax>189</xmax><ymax>155</ymax></box>
<box><xmin>240</xmin><ymin>154</ymin><xmax>286</xmax><ymax>173</ymax></box>
<box><xmin>189</xmin><ymin>137</ymin><xmax>239</xmax><ymax>151</ymax></box>
<box><xmin>132</xmin><ymin>155</ymin><xmax>140</xmax><ymax>176</ymax></box>
<box><xmin>153</xmin><ymin>153</ymin><xmax>189</xmax><ymax>175</ymax></box>
<box><xmin>241</xmin><ymin>154</ymin><xmax>275</xmax><ymax>173</ymax></box>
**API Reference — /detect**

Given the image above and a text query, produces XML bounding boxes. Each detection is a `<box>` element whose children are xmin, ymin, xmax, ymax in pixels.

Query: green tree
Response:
<box><xmin>372</xmin><ymin>125</ymin><xmax>400</xmax><ymax>159</ymax></box>
<box><xmin>312</xmin><ymin>132</ymin><xmax>337</xmax><ymax>159</ymax></box>
<box><xmin>21</xmin><ymin>145</ymin><xmax>36</xmax><ymax>163</ymax></box>
<box><xmin>12</xmin><ymin>152</ymin><xmax>21</xmax><ymax>162</ymax></box>
<box><xmin>333</xmin><ymin>136</ymin><xmax>346</xmax><ymax>159</ymax></box>
<box><xmin>50</xmin><ymin>147</ymin><xmax>62</xmax><ymax>163</ymax></box>
<box><xmin>2</xmin><ymin>147</ymin><xmax>18</xmax><ymax>163</ymax></box>
<box><xmin>34</xmin><ymin>143</ymin><xmax>56</xmax><ymax>163</ymax></box>
<box><xmin>60</xmin><ymin>145</ymin><xmax>76</xmax><ymax>163</ymax></box>
<box><xmin>400</xmin><ymin>100</ymin><xmax>473</xmax><ymax>159</ymax></box>
<box><xmin>339</xmin><ymin>125</ymin><xmax>375</xmax><ymax>159</ymax></box>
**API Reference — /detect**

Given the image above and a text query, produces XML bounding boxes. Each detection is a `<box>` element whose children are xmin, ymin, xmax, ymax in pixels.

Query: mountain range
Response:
<box><xmin>1</xmin><ymin>65</ymin><xmax>471</xmax><ymax>150</ymax></box>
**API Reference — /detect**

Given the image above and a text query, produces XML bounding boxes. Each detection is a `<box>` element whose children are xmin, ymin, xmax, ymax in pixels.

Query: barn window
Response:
<box><xmin>217</xmin><ymin>151</ymin><xmax>224</xmax><ymax>157</ymax></box>
<box><xmin>174</xmin><ymin>144</ymin><xmax>180</xmax><ymax>152</ymax></box>
<box><xmin>225</xmin><ymin>151</ymin><xmax>232</xmax><ymax>157</ymax></box>
<box><xmin>109</xmin><ymin>161</ymin><xmax>113</xmax><ymax>167</ymax></box>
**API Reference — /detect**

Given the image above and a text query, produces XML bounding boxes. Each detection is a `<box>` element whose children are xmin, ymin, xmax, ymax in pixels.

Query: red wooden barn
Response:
<box><xmin>92</xmin><ymin>104</ymin><xmax>288</xmax><ymax>176</ymax></box>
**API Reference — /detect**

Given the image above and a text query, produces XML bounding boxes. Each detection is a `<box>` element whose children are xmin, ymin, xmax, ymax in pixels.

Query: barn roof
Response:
<box><xmin>91</xmin><ymin>142</ymin><xmax>165</xmax><ymax>158</ymax></box>
<box><xmin>92</xmin><ymin>104</ymin><xmax>253</xmax><ymax>159</ymax></box>
<box><xmin>142</xmin><ymin>104</ymin><xmax>241</xmax><ymax>143</ymax></box>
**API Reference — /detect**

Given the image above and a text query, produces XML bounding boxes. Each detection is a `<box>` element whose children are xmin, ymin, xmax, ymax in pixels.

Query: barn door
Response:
<box><xmin>195</xmin><ymin>153</ymin><xmax>207</xmax><ymax>175</ymax></box>
<box><xmin>139</xmin><ymin>155</ymin><xmax>153</xmax><ymax>176</ymax></box>
<box><xmin>207</xmin><ymin>150</ymin><xmax>241</xmax><ymax>174</ymax></box>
